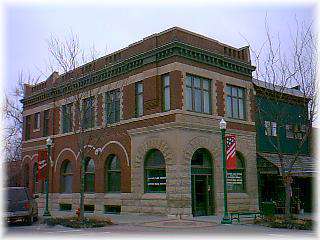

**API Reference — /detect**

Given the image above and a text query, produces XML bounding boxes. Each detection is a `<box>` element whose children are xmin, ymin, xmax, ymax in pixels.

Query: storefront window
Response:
<box><xmin>227</xmin><ymin>152</ymin><xmax>246</xmax><ymax>192</ymax></box>
<box><xmin>144</xmin><ymin>149</ymin><xmax>166</xmax><ymax>193</ymax></box>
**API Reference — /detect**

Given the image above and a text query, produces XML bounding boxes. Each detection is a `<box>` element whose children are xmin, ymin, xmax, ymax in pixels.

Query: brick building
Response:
<box><xmin>21</xmin><ymin>27</ymin><xmax>259</xmax><ymax>218</ymax></box>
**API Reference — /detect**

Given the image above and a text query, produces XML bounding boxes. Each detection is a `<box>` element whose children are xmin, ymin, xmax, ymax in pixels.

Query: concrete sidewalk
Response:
<box><xmin>105</xmin><ymin>213</ymin><xmax>222</xmax><ymax>225</ymax></box>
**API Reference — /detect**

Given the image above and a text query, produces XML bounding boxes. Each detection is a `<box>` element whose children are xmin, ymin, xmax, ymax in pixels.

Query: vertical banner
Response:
<box><xmin>37</xmin><ymin>149</ymin><xmax>48</xmax><ymax>180</ymax></box>
<box><xmin>225</xmin><ymin>134</ymin><xmax>237</xmax><ymax>170</ymax></box>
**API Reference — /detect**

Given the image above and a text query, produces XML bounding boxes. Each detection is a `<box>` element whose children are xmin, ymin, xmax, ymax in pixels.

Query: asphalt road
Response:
<box><xmin>4</xmin><ymin>219</ymin><xmax>317</xmax><ymax>238</ymax></box>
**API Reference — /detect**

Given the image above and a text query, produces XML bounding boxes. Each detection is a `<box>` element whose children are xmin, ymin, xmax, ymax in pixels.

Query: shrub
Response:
<box><xmin>46</xmin><ymin>216</ymin><xmax>114</xmax><ymax>228</ymax></box>
<box><xmin>254</xmin><ymin>216</ymin><xmax>313</xmax><ymax>230</ymax></box>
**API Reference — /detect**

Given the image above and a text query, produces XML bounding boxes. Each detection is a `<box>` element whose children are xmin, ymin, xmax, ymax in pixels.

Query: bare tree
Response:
<box><xmin>250</xmin><ymin>17</ymin><xmax>317</xmax><ymax>218</ymax></box>
<box><xmin>47</xmin><ymin>32</ymin><xmax>119</xmax><ymax>219</ymax></box>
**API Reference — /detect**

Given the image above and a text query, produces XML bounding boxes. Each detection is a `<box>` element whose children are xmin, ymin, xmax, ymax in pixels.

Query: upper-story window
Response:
<box><xmin>34</xmin><ymin>112</ymin><xmax>40</xmax><ymax>130</ymax></box>
<box><xmin>264</xmin><ymin>121</ymin><xmax>277</xmax><ymax>136</ymax></box>
<box><xmin>226</xmin><ymin>85</ymin><xmax>245</xmax><ymax>120</ymax></box>
<box><xmin>62</xmin><ymin>103</ymin><xmax>73</xmax><ymax>133</ymax></box>
<box><xmin>82</xmin><ymin>97</ymin><xmax>95</xmax><ymax>129</ymax></box>
<box><xmin>185</xmin><ymin>74</ymin><xmax>211</xmax><ymax>114</ymax></box>
<box><xmin>135</xmin><ymin>82</ymin><xmax>143</xmax><ymax>117</ymax></box>
<box><xmin>162</xmin><ymin>74</ymin><xmax>170</xmax><ymax>111</ymax></box>
<box><xmin>43</xmin><ymin>110</ymin><xmax>50</xmax><ymax>137</ymax></box>
<box><xmin>25</xmin><ymin>115</ymin><xmax>31</xmax><ymax>140</ymax></box>
<box><xmin>105</xmin><ymin>89</ymin><xmax>120</xmax><ymax>125</ymax></box>
<box><xmin>286</xmin><ymin>124</ymin><xmax>306</xmax><ymax>139</ymax></box>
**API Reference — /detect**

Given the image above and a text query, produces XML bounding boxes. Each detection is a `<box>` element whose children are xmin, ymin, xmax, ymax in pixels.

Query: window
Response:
<box><xmin>85</xmin><ymin>158</ymin><xmax>95</xmax><ymax>193</ymax></box>
<box><xmin>286</xmin><ymin>124</ymin><xmax>306</xmax><ymax>139</ymax></box>
<box><xmin>105</xmin><ymin>155</ymin><xmax>121</xmax><ymax>192</ymax></box>
<box><xmin>62</xmin><ymin>103</ymin><xmax>73</xmax><ymax>133</ymax></box>
<box><xmin>104</xmin><ymin>205</ymin><xmax>121</xmax><ymax>214</ymax></box>
<box><xmin>105</xmin><ymin>89</ymin><xmax>120</xmax><ymax>125</ymax></box>
<box><xmin>162</xmin><ymin>74</ymin><xmax>170</xmax><ymax>111</ymax></box>
<box><xmin>60</xmin><ymin>160</ymin><xmax>73</xmax><ymax>193</ymax></box>
<box><xmin>185</xmin><ymin>74</ymin><xmax>211</xmax><ymax>114</ymax></box>
<box><xmin>144</xmin><ymin>149</ymin><xmax>166</xmax><ymax>193</ymax></box>
<box><xmin>33</xmin><ymin>163</ymin><xmax>38</xmax><ymax>194</ymax></box>
<box><xmin>286</xmin><ymin>124</ymin><xmax>294</xmax><ymax>139</ymax></box>
<box><xmin>84</xmin><ymin>204</ymin><xmax>95</xmax><ymax>212</ymax></box>
<box><xmin>226</xmin><ymin>85</ymin><xmax>245</xmax><ymax>120</ymax></box>
<box><xmin>135</xmin><ymin>82</ymin><xmax>143</xmax><ymax>117</ymax></box>
<box><xmin>43</xmin><ymin>110</ymin><xmax>50</xmax><ymax>137</ymax></box>
<box><xmin>34</xmin><ymin>112</ymin><xmax>40</xmax><ymax>130</ymax></box>
<box><xmin>227</xmin><ymin>152</ymin><xmax>246</xmax><ymax>193</ymax></box>
<box><xmin>82</xmin><ymin>97</ymin><xmax>95</xmax><ymax>129</ymax></box>
<box><xmin>25</xmin><ymin>115</ymin><xmax>31</xmax><ymax>140</ymax></box>
<box><xmin>264</xmin><ymin>121</ymin><xmax>277</xmax><ymax>136</ymax></box>
<box><xmin>59</xmin><ymin>203</ymin><xmax>72</xmax><ymax>211</ymax></box>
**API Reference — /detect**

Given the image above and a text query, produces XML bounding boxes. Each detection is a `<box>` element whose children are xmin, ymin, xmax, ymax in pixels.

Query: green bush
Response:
<box><xmin>46</xmin><ymin>217</ymin><xmax>114</xmax><ymax>228</ymax></box>
<box><xmin>254</xmin><ymin>216</ymin><xmax>313</xmax><ymax>230</ymax></box>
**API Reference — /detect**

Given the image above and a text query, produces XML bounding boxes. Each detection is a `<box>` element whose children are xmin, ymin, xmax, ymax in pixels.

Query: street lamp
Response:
<box><xmin>220</xmin><ymin>119</ymin><xmax>231</xmax><ymax>224</ymax></box>
<box><xmin>43</xmin><ymin>137</ymin><xmax>52</xmax><ymax>217</ymax></box>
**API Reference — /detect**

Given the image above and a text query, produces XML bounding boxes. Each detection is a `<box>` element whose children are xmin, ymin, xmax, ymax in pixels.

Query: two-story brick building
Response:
<box><xmin>21</xmin><ymin>27</ymin><xmax>259</xmax><ymax>218</ymax></box>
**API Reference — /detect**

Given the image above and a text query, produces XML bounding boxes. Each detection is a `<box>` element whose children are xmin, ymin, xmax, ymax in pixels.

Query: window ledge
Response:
<box><xmin>104</xmin><ymin>193</ymin><xmax>121</xmax><ymax>198</ymax></box>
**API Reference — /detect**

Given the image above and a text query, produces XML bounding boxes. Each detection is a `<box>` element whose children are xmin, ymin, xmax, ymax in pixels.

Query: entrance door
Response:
<box><xmin>192</xmin><ymin>175</ymin><xmax>210</xmax><ymax>216</ymax></box>
<box><xmin>191</xmin><ymin>148</ymin><xmax>214</xmax><ymax>216</ymax></box>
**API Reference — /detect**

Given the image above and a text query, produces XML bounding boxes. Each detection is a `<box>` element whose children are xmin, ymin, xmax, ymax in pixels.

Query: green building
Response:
<box><xmin>253</xmin><ymin>79</ymin><xmax>314</xmax><ymax>214</ymax></box>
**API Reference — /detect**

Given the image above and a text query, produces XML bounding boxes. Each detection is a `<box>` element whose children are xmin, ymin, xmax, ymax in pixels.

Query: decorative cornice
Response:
<box><xmin>21</xmin><ymin>41</ymin><xmax>255</xmax><ymax>107</ymax></box>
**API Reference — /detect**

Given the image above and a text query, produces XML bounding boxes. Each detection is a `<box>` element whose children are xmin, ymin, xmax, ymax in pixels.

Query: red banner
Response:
<box><xmin>226</xmin><ymin>134</ymin><xmax>237</xmax><ymax>170</ymax></box>
<box><xmin>37</xmin><ymin>149</ymin><xmax>48</xmax><ymax>180</ymax></box>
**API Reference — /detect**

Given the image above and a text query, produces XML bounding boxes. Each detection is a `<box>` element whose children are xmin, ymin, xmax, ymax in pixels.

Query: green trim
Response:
<box><xmin>22</xmin><ymin>41</ymin><xmax>255</xmax><ymax>107</ymax></box>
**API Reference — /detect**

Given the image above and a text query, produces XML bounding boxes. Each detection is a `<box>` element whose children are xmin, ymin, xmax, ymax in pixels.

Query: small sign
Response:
<box><xmin>147</xmin><ymin>176</ymin><xmax>166</xmax><ymax>186</ymax></box>
<box><xmin>227</xmin><ymin>172</ymin><xmax>243</xmax><ymax>185</ymax></box>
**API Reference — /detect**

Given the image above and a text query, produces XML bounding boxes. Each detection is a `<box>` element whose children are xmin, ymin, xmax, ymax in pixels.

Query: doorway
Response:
<box><xmin>191</xmin><ymin>148</ymin><xmax>214</xmax><ymax>216</ymax></box>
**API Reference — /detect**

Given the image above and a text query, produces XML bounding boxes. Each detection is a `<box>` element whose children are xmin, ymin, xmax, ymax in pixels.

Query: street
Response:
<box><xmin>4</xmin><ymin>218</ymin><xmax>317</xmax><ymax>238</ymax></box>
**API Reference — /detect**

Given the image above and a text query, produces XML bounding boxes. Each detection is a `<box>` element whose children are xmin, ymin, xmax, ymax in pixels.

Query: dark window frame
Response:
<box><xmin>82</xmin><ymin>97</ymin><xmax>95</xmax><ymax>129</ymax></box>
<box><xmin>227</xmin><ymin>152</ymin><xmax>246</xmax><ymax>193</ymax></box>
<box><xmin>105</xmin><ymin>155</ymin><xmax>121</xmax><ymax>193</ymax></box>
<box><xmin>162</xmin><ymin>74</ymin><xmax>170</xmax><ymax>112</ymax></box>
<box><xmin>135</xmin><ymin>82</ymin><xmax>143</xmax><ymax>117</ymax></box>
<box><xmin>43</xmin><ymin>109</ymin><xmax>50</xmax><ymax>137</ymax></box>
<box><xmin>25</xmin><ymin>115</ymin><xmax>31</xmax><ymax>140</ymax></box>
<box><xmin>105</xmin><ymin>89</ymin><xmax>121</xmax><ymax>125</ymax></box>
<box><xmin>185</xmin><ymin>74</ymin><xmax>211</xmax><ymax>114</ymax></box>
<box><xmin>84</xmin><ymin>158</ymin><xmax>95</xmax><ymax>193</ymax></box>
<box><xmin>60</xmin><ymin>160</ymin><xmax>73</xmax><ymax>193</ymax></box>
<box><xmin>144</xmin><ymin>149</ymin><xmax>166</xmax><ymax>193</ymax></box>
<box><xmin>62</xmin><ymin>103</ymin><xmax>73</xmax><ymax>133</ymax></box>
<box><xmin>34</xmin><ymin>112</ymin><xmax>40</xmax><ymax>130</ymax></box>
<box><xmin>226</xmin><ymin>85</ymin><xmax>246</xmax><ymax>120</ymax></box>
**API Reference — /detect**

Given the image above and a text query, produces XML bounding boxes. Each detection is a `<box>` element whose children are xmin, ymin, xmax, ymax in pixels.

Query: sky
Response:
<box><xmin>3</xmin><ymin>1</ymin><xmax>317</xmax><ymax>94</ymax></box>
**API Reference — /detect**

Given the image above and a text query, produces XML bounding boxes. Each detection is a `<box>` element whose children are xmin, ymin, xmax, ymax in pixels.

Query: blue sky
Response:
<box><xmin>4</xmin><ymin>2</ymin><xmax>316</xmax><ymax>93</ymax></box>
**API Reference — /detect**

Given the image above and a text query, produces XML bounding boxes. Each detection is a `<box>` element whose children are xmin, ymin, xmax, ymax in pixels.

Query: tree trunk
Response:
<box><xmin>284</xmin><ymin>176</ymin><xmax>292</xmax><ymax>219</ymax></box>
<box><xmin>79</xmin><ymin>156</ymin><xmax>85</xmax><ymax>220</ymax></box>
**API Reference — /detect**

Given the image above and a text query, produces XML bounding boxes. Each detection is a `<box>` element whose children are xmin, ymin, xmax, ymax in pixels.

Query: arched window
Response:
<box><xmin>105</xmin><ymin>155</ymin><xmax>121</xmax><ymax>192</ymax></box>
<box><xmin>85</xmin><ymin>158</ymin><xmax>95</xmax><ymax>193</ymax></box>
<box><xmin>144</xmin><ymin>149</ymin><xmax>166</xmax><ymax>193</ymax></box>
<box><xmin>60</xmin><ymin>160</ymin><xmax>73</xmax><ymax>193</ymax></box>
<box><xmin>227</xmin><ymin>151</ymin><xmax>246</xmax><ymax>193</ymax></box>
<box><xmin>33</xmin><ymin>163</ymin><xmax>38</xmax><ymax>193</ymax></box>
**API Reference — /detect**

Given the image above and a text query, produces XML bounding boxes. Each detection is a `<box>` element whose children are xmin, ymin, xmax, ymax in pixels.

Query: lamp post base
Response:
<box><xmin>221</xmin><ymin>216</ymin><xmax>232</xmax><ymax>224</ymax></box>
<box><xmin>43</xmin><ymin>211</ymin><xmax>51</xmax><ymax>218</ymax></box>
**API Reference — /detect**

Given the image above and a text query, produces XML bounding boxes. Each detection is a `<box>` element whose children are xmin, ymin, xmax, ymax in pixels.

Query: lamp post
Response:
<box><xmin>220</xmin><ymin>118</ymin><xmax>231</xmax><ymax>224</ymax></box>
<box><xmin>43</xmin><ymin>137</ymin><xmax>52</xmax><ymax>217</ymax></box>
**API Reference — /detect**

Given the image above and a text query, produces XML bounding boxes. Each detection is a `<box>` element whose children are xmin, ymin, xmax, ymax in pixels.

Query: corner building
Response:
<box><xmin>21</xmin><ymin>27</ymin><xmax>259</xmax><ymax>218</ymax></box>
